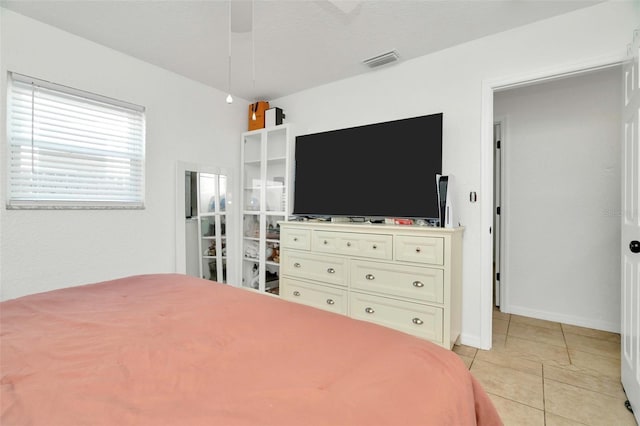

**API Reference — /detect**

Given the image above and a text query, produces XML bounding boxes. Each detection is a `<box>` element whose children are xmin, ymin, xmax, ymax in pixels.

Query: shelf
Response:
<box><xmin>266</xmin><ymin>156</ymin><xmax>286</xmax><ymax>162</ymax></box>
<box><xmin>266</xmin><ymin>261</ymin><xmax>281</xmax><ymax>267</ymax></box>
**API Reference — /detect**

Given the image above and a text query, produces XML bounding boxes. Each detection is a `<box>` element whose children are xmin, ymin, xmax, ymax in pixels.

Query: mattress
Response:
<box><xmin>1</xmin><ymin>274</ymin><xmax>501</xmax><ymax>425</ymax></box>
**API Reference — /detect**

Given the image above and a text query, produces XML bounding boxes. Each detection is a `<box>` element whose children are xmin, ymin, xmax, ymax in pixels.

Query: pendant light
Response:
<box><xmin>226</xmin><ymin>0</ymin><xmax>233</xmax><ymax>104</ymax></box>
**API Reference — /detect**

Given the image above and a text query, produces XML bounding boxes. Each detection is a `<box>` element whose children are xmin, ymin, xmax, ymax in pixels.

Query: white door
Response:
<box><xmin>622</xmin><ymin>29</ymin><xmax>640</xmax><ymax>421</ymax></box>
<box><xmin>493</xmin><ymin>122</ymin><xmax>502</xmax><ymax>307</ymax></box>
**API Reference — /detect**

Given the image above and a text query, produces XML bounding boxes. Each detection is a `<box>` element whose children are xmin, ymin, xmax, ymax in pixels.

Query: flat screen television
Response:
<box><xmin>293</xmin><ymin>113</ymin><xmax>442</xmax><ymax>219</ymax></box>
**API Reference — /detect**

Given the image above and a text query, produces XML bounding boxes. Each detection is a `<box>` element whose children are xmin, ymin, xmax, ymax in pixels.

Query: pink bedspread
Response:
<box><xmin>1</xmin><ymin>274</ymin><xmax>501</xmax><ymax>425</ymax></box>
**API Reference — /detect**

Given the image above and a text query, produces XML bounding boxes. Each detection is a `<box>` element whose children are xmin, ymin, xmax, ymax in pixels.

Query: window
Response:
<box><xmin>7</xmin><ymin>72</ymin><xmax>145</xmax><ymax>209</ymax></box>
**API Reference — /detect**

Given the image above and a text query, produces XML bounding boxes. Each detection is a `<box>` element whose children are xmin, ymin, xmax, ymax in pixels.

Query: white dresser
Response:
<box><xmin>279</xmin><ymin>221</ymin><xmax>463</xmax><ymax>349</ymax></box>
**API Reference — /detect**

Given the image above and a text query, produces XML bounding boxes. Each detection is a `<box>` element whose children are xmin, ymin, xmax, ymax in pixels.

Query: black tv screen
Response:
<box><xmin>293</xmin><ymin>113</ymin><xmax>442</xmax><ymax>218</ymax></box>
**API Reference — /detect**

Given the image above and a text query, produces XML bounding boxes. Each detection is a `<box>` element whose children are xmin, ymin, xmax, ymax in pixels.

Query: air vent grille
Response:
<box><xmin>362</xmin><ymin>50</ymin><xmax>399</xmax><ymax>68</ymax></box>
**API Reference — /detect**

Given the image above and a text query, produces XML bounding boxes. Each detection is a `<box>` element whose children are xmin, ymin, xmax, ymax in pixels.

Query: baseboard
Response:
<box><xmin>459</xmin><ymin>332</ymin><xmax>487</xmax><ymax>350</ymax></box>
<box><xmin>506</xmin><ymin>304</ymin><xmax>620</xmax><ymax>334</ymax></box>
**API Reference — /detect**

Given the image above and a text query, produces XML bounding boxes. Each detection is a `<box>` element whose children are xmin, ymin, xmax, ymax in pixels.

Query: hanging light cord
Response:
<box><xmin>251</xmin><ymin>0</ymin><xmax>257</xmax><ymax>120</ymax></box>
<box><xmin>226</xmin><ymin>0</ymin><xmax>233</xmax><ymax>103</ymax></box>
<box><xmin>252</xmin><ymin>0</ymin><xmax>255</xmax><ymax>92</ymax></box>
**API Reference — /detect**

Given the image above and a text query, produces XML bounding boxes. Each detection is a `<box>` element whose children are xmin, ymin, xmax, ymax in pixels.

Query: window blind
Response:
<box><xmin>7</xmin><ymin>72</ymin><xmax>146</xmax><ymax>209</ymax></box>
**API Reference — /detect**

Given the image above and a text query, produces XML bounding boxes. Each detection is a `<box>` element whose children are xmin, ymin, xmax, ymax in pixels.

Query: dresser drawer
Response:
<box><xmin>281</xmin><ymin>228</ymin><xmax>311</xmax><ymax>250</ymax></box>
<box><xmin>281</xmin><ymin>251</ymin><xmax>347</xmax><ymax>286</ymax></box>
<box><xmin>350</xmin><ymin>292</ymin><xmax>443</xmax><ymax>343</ymax></box>
<box><xmin>351</xmin><ymin>260</ymin><xmax>444</xmax><ymax>304</ymax></box>
<box><xmin>281</xmin><ymin>278</ymin><xmax>347</xmax><ymax>315</ymax></box>
<box><xmin>312</xmin><ymin>231</ymin><xmax>392</xmax><ymax>260</ymax></box>
<box><xmin>395</xmin><ymin>235</ymin><xmax>444</xmax><ymax>265</ymax></box>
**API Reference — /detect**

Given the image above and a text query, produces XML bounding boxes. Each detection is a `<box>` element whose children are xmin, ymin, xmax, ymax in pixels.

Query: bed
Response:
<box><xmin>1</xmin><ymin>274</ymin><xmax>502</xmax><ymax>425</ymax></box>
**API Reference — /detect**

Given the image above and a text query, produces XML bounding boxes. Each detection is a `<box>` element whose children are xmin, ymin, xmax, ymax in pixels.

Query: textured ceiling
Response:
<box><xmin>0</xmin><ymin>0</ymin><xmax>604</xmax><ymax>102</ymax></box>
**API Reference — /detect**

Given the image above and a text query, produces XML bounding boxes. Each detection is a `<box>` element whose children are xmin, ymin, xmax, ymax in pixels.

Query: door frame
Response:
<box><xmin>478</xmin><ymin>52</ymin><xmax>627</xmax><ymax>349</ymax></box>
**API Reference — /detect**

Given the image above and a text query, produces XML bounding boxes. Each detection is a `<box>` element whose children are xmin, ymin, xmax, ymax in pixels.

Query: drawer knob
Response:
<box><xmin>412</xmin><ymin>318</ymin><xmax>424</xmax><ymax>325</ymax></box>
<box><xmin>365</xmin><ymin>274</ymin><xmax>375</xmax><ymax>281</ymax></box>
<box><xmin>293</xmin><ymin>291</ymin><xmax>301</xmax><ymax>297</ymax></box>
<box><xmin>412</xmin><ymin>281</ymin><xmax>424</xmax><ymax>288</ymax></box>
<box><xmin>293</xmin><ymin>237</ymin><xmax>298</xmax><ymax>242</ymax></box>
<box><xmin>323</xmin><ymin>240</ymin><xmax>328</xmax><ymax>245</ymax></box>
<box><xmin>347</xmin><ymin>242</ymin><xmax>352</xmax><ymax>247</ymax></box>
<box><xmin>327</xmin><ymin>268</ymin><xmax>336</xmax><ymax>274</ymax></box>
<box><xmin>365</xmin><ymin>307</ymin><xmax>375</xmax><ymax>314</ymax></box>
<box><xmin>415</xmin><ymin>247</ymin><xmax>422</xmax><ymax>253</ymax></box>
<box><xmin>372</xmin><ymin>244</ymin><xmax>377</xmax><ymax>249</ymax></box>
<box><xmin>294</xmin><ymin>262</ymin><xmax>301</xmax><ymax>268</ymax></box>
<box><xmin>326</xmin><ymin>298</ymin><xmax>335</xmax><ymax>305</ymax></box>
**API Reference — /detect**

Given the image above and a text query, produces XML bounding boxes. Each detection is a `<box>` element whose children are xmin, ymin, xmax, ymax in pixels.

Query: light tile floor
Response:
<box><xmin>453</xmin><ymin>308</ymin><xmax>636</xmax><ymax>426</ymax></box>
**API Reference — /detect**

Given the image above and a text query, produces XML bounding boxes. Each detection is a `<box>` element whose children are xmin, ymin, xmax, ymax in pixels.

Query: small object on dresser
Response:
<box><xmin>393</xmin><ymin>218</ymin><xmax>414</xmax><ymax>225</ymax></box>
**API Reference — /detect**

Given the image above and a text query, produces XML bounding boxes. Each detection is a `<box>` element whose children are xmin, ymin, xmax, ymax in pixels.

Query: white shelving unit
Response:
<box><xmin>240</xmin><ymin>124</ymin><xmax>293</xmax><ymax>295</ymax></box>
<box><xmin>197</xmin><ymin>172</ymin><xmax>228</xmax><ymax>283</ymax></box>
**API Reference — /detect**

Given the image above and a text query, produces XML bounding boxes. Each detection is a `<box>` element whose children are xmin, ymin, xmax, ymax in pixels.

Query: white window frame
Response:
<box><xmin>6</xmin><ymin>72</ymin><xmax>146</xmax><ymax>209</ymax></box>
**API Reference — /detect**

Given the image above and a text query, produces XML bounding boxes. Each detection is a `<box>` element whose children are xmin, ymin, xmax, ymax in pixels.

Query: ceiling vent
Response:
<box><xmin>362</xmin><ymin>50</ymin><xmax>399</xmax><ymax>68</ymax></box>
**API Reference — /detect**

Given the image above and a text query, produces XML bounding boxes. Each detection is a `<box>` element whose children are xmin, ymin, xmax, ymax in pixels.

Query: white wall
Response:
<box><xmin>273</xmin><ymin>1</ymin><xmax>638</xmax><ymax>346</ymax></box>
<box><xmin>0</xmin><ymin>9</ymin><xmax>247</xmax><ymax>300</ymax></box>
<box><xmin>495</xmin><ymin>67</ymin><xmax>622</xmax><ymax>332</ymax></box>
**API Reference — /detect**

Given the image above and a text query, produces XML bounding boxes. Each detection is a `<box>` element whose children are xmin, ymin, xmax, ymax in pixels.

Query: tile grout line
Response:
<box><xmin>560</xmin><ymin>323</ymin><xmax>572</xmax><ymax>365</ymax></box>
<box><xmin>504</xmin><ymin>312</ymin><xmax>511</xmax><ymax>347</ymax></box>
<box><xmin>542</xmin><ymin>363</ymin><xmax>547</xmax><ymax>426</ymax></box>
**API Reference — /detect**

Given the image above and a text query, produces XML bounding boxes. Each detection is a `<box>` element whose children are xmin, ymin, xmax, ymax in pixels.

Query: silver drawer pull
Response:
<box><xmin>293</xmin><ymin>262</ymin><xmax>301</xmax><ymax>268</ymax></box>
<box><xmin>326</xmin><ymin>299</ymin><xmax>335</xmax><ymax>305</ymax></box>
<box><xmin>293</xmin><ymin>237</ymin><xmax>298</xmax><ymax>242</ymax></box>
<box><xmin>327</xmin><ymin>268</ymin><xmax>336</xmax><ymax>274</ymax></box>
<box><xmin>412</xmin><ymin>318</ymin><xmax>424</xmax><ymax>325</ymax></box>
<box><xmin>293</xmin><ymin>291</ymin><xmax>301</xmax><ymax>297</ymax></box>
<box><xmin>365</xmin><ymin>274</ymin><xmax>375</xmax><ymax>281</ymax></box>
<box><xmin>415</xmin><ymin>247</ymin><xmax>422</xmax><ymax>253</ymax></box>
<box><xmin>346</xmin><ymin>242</ymin><xmax>352</xmax><ymax>247</ymax></box>
<box><xmin>323</xmin><ymin>240</ymin><xmax>328</xmax><ymax>245</ymax></box>
<box><xmin>412</xmin><ymin>281</ymin><xmax>424</xmax><ymax>288</ymax></box>
<box><xmin>365</xmin><ymin>307</ymin><xmax>375</xmax><ymax>314</ymax></box>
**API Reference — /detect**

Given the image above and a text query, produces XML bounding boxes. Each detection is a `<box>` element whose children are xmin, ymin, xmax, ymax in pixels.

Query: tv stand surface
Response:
<box><xmin>278</xmin><ymin>221</ymin><xmax>463</xmax><ymax>349</ymax></box>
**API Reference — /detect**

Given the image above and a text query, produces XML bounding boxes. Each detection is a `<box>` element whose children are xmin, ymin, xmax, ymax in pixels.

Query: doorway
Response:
<box><xmin>491</xmin><ymin>66</ymin><xmax>622</xmax><ymax>332</ymax></box>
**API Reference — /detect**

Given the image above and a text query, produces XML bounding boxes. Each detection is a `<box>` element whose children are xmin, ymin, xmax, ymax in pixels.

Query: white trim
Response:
<box><xmin>479</xmin><ymin>51</ymin><xmax>627</xmax><ymax>350</ymax></box>
<box><xmin>459</xmin><ymin>332</ymin><xmax>484</xmax><ymax>349</ymax></box>
<box><xmin>480</xmin><ymin>82</ymin><xmax>494</xmax><ymax>350</ymax></box>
